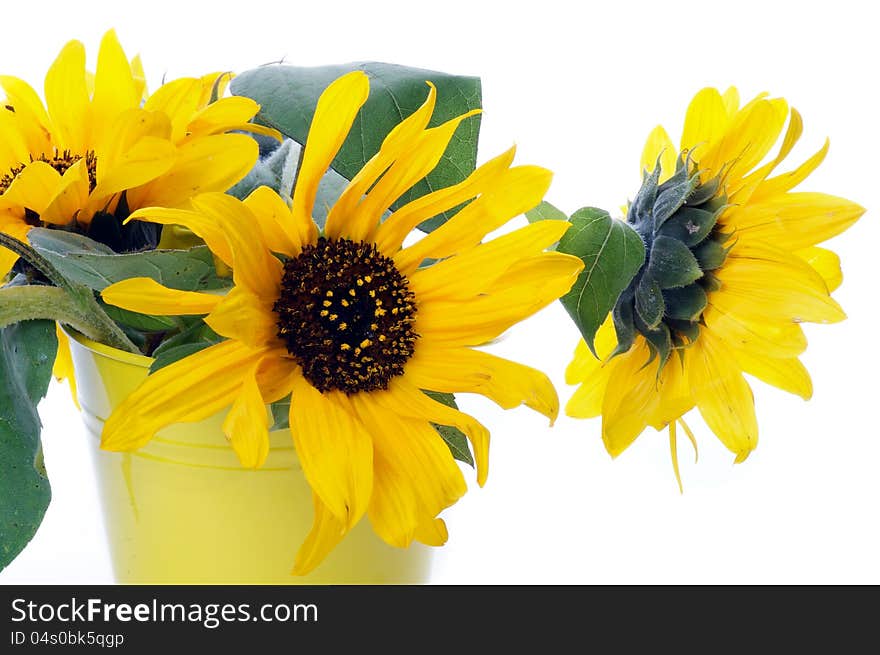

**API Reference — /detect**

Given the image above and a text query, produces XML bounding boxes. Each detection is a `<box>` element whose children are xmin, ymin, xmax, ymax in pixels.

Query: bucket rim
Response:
<box><xmin>62</xmin><ymin>325</ymin><xmax>154</xmax><ymax>369</ymax></box>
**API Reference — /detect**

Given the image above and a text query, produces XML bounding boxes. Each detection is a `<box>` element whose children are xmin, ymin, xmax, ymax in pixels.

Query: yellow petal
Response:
<box><xmin>0</xmin><ymin>214</ymin><xmax>29</xmax><ymax>278</ymax></box>
<box><xmin>41</xmin><ymin>160</ymin><xmax>90</xmax><ymax>225</ymax></box>
<box><xmin>52</xmin><ymin>324</ymin><xmax>79</xmax><ymax>410</ymax></box>
<box><xmin>89</xmin><ymin>136</ymin><xmax>177</xmax><ymax>203</ymax></box>
<box><xmin>222</xmin><ymin>365</ymin><xmax>270</xmax><ymax>469</ymax></box>
<box><xmin>101</xmin><ymin>277</ymin><xmax>222</xmax><ymax>315</ymax></box>
<box><xmin>414</xmin><ymin>517</ymin><xmax>448</xmax><ymax>547</ymax></box>
<box><xmin>94</xmin><ymin>107</ymin><xmax>173</xmax><ymax>173</ymax></box>
<box><xmin>91</xmin><ymin>30</ymin><xmax>138</xmax><ymax>137</ymax></box>
<box><xmin>795</xmin><ymin>246</ymin><xmax>843</xmax><ymax>292</ymax></box>
<box><xmin>126</xmin><ymin>205</ymin><xmax>233</xmax><ymax>266</ymax></box>
<box><xmin>726</xmin><ymin>192</ymin><xmax>864</xmax><ymax>251</ymax></box>
<box><xmin>689</xmin><ymin>330</ymin><xmax>758</xmax><ymax>462</ymax></box>
<box><xmin>404</xmin><ymin>343</ymin><xmax>559</xmax><ymax>425</ymax></box>
<box><xmin>734</xmin><ymin>350</ymin><xmax>813</xmax><ymax>400</ymax></box>
<box><xmin>143</xmin><ymin>77</ymin><xmax>202</xmax><ymax>143</ymax></box>
<box><xmin>206</xmin><ymin>287</ymin><xmax>278</xmax><ymax>348</ymax></box>
<box><xmin>376</xmin><ymin>377</ymin><xmax>491</xmax><ymax>487</ymax></box>
<box><xmin>702</xmin><ymin>305</ymin><xmax>807</xmax><ymax>358</ymax></box>
<box><xmin>241</xmin><ymin>185</ymin><xmax>301</xmax><ymax>258</ymax></box>
<box><xmin>44</xmin><ymin>38</ymin><xmax>90</xmax><ymax>153</ymax></box>
<box><xmin>375</xmin><ymin>146</ymin><xmax>516</xmax><ymax>255</ymax></box>
<box><xmin>343</xmin><ymin>110</ymin><xmax>480</xmax><ymax>242</ymax></box>
<box><xmin>102</xmin><ymin>341</ymin><xmax>264</xmax><ymax>451</ymax></box>
<box><xmin>192</xmin><ymin>193</ymin><xmax>282</xmax><ymax>300</ymax></box>
<box><xmin>292</xmin><ymin>71</ymin><xmax>369</xmax><ymax>243</ymax></box>
<box><xmin>127</xmin><ymin>133</ymin><xmax>258</xmax><ymax>210</ymax></box>
<box><xmin>352</xmin><ymin>394</ymin><xmax>465</xmax><ymax>550</ymax></box>
<box><xmin>640</xmin><ymin>125</ymin><xmax>677</xmax><ymax>182</ymax></box>
<box><xmin>292</xmin><ymin>494</ymin><xmax>347</xmax><ymax>576</ymax></box>
<box><xmin>2</xmin><ymin>161</ymin><xmax>63</xmax><ymax>216</ymax></box>
<box><xmin>600</xmin><ymin>342</ymin><xmax>658</xmax><ymax>457</ymax></box>
<box><xmin>394</xmin><ymin>165</ymin><xmax>553</xmax><ymax>274</ymax></box>
<box><xmin>680</xmin><ymin>87</ymin><xmax>728</xmax><ymax>161</ymax></box>
<box><xmin>0</xmin><ymin>75</ymin><xmax>52</xmax><ymax>154</ymax></box>
<box><xmin>413</xmin><ymin>252</ymin><xmax>582</xmax><ymax>347</ymax></box>
<box><xmin>186</xmin><ymin>96</ymin><xmax>261</xmax><ymax>137</ymax></box>
<box><xmin>713</xmin><ymin>242</ymin><xmax>846</xmax><ymax>324</ymax></box>
<box><xmin>289</xmin><ymin>374</ymin><xmax>373</xmax><ymax>529</ymax></box>
<box><xmin>409</xmin><ymin>219</ymin><xmax>572</xmax><ymax>303</ymax></box>
<box><xmin>326</xmin><ymin>83</ymin><xmax>438</xmax><ymax>241</ymax></box>
<box><xmin>751</xmin><ymin>139</ymin><xmax>830</xmax><ymax>202</ymax></box>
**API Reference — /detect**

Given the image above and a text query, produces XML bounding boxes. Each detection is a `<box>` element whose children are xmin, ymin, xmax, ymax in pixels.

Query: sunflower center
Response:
<box><xmin>0</xmin><ymin>150</ymin><xmax>98</xmax><ymax>196</ymax></box>
<box><xmin>274</xmin><ymin>237</ymin><xmax>418</xmax><ymax>394</ymax></box>
<box><xmin>612</xmin><ymin>154</ymin><xmax>731</xmax><ymax>368</ymax></box>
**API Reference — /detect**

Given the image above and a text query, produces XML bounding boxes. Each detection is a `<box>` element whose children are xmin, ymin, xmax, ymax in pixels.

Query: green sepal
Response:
<box><xmin>645</xmin><ymin>235</ymin><xmax>703</xmax><ymax>289</ymax></box>
<box><xmin>634</xmin><ymin>276</ymin><xmax>664</xmax><ymax>329</ymax></box>
<box><xmin>0</xmin><ymin>320</ymin><xmax>56</xmax><ymax>571</ymax></box>
<box><xmin>657</xmin><ymin>206</ymin><xmax>718</xmax><ymax>247</ymax></box>
<box><xmin>662</xmin><ymin>284</ymin><xmax>708</xmax><ymax>321</ymax></box>
<box><xmin>610</xmin><ymin>289</ymin><xmax>637</xmax><ymax>357</ymax></box>
<box><xmin>652</xmin><ymin>165</ymin><xmax>697</xmax><ymax>229</ymax></box>
<box><xmin>693</xmin><ymin>239</ymin><xmax>728</xmax><ymax>271</ymax></box>
<box><xmin>557</xmin><ymin>207</ymin><xmax>646</xmax><ymax>357</ymax></box>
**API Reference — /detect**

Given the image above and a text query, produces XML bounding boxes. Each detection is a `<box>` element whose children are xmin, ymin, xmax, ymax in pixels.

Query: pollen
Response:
<box><xmin>274</xmin><ymin>237</ymin><xmax>418</xmax><ymax>394</ymax></box>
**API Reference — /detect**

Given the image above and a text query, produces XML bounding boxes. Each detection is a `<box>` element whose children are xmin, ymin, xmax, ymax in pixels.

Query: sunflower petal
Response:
<box><xmin>641</xmin><ymin>125</ymin><xmax>677</xmax><ymax>182</ymax></box>
<box><xmin>44</xmin><ymin>39</ymin><xmax>90</xmax><ymax>153</ymax></box>
<box><xmin>101</xmin><ymin>340</ymin><xmax>263</xmax><ymax>451</ymax></box>
<box><xmin>409</xmin><ymin>219</ymin><xmax>572</xmax><ymax>302</ymax></box>
<box><xmin>242</xmin><ymin>186</ymin><xmax>301</xmax><ymax>257</ymax></box>
<box><xmin>102</xmin><ymin>277</ymin><xmax>222</xmax><ymax>315</ymax></box>
<box><xmin>289</xmin><ymin>374</ymin><xmax>373</xmax><ymax>529</ymax></box>
<box><xmin>689</xmin><ymin>331</ymin><xmax>758</xmax><ymax>462</ymax></box>
<box><xmin>222</xmin><ymin>365</ymin><xmax>270</xmax><ymax>468</ymax></box>
<box><xmin>796</xmin><ymin>246</ymin><xmax>843</xmax><ymax>292</ymax></box>
<box><xmin>52</xmin><ymin>325</ymin><xmax>79</xmax><ymax>410</ymax></box>
<box><xmin>206</xmin><ymin>287</ymin><xmax>278</xmax><ymax>348</ymax></box>
<box><xmin>91</xmin><ymin>30</ymin><xmax>138</xmax><ymax>135</ymax></box>
<box><xmin>126</xmin><ymin>205</ymin><xmax>233</xmax><ymax>266</ymax></box>
<box><xmin>734</xmin><ymin>350</ymin><xmax>813</xmax><ymax>400</ymax></box>
<box><xmin>352</xmin><ymin>395</ymin><xmax>465</xmax><ymax>549</ymax></box>
<box><xmin>292</xmin><ymin>494</ymin><xmax>347</xmax><ymax>576</ymax></box>
<box><xmin>3</xmin><ymin>161</ymin><xmax>63</xmax><ymax>216</ymax></box>
<box><xmin>292</xmin><ymin>71</ymin><xmax>369</xmax><ymax>243</ymax></box>
<box><xmin>681</xmin><ymin>88</ymin><xmax>728</xmax><ymax>161</ymax></box>
<box><xmin>394</xmin><ymin>165</ymin><xmax>553</xmax><ymax>274</ymax></box>
<box><xmin>40</xmin><ymin>160</ymin><xmax>90</xmax><ymax>225</ymax></box>
<box><xmin>377</xmin><ymin>378</ymin><xmax>491</xmax><ymax>487</ymax></box>
<box><xmin>325</xmin><ymin>82</ymin><xmax>437</xmax><ymax>241</ymax></box>
<box><xmin>375</xmin><ymin>146</ymin><xmax>517</xmax><ymax>255</ymax></box>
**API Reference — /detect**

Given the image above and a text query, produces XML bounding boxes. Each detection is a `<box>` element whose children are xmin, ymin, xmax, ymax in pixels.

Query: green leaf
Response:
<box><xmin>230</xmin><ymin>62</ymin><xmax>482</xmax><ymax>232</ymax></box>
<box><xmin>525</xmin><ymin>201</ymin><xmax>568</xmax><ymax>223</ymax></box>
<box><xmin>28</xmin><ymin>229</ymin><xmax>231</xmax><ymax>292</ymax></box>
<box><xmin>421</xmin><ymin>390</ymin><xmax>474</xmax><ymax>467</ymax></box>
<box><xmin>149</xmin><ymin>342</ymin><xmax>214</xmax><ymax>374</ymax></box>
<box><xmin>0</xmin><ymin>320</ymin><xmax>56</xmax><ymax>571</ymax></box>
<box><xmin>100</xmin><ymin>303</ymin><xmax>179</xmax><ymax>333</ymax></box>
<box><xmin>557</xmin><ymin>207</ymin><xmax>646</xmax><ymax>356</ymax></box>
<box><xmin>270</xmin><ymin>397</ymin><xmax>291</xmax><ymax>431</ymax></box>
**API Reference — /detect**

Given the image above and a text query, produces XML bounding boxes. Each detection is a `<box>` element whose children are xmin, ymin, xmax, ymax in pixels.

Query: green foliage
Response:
<box><xmin>0</xmin><ymin>320</ymin><xmax>56</xmax><ymax>571</ymax></box>
<box><xmin>230</xmin><ymin>62</ymin><xmax>482</xmax><ymax>232</ymax></box>
<box><xmin>28</xmin><ymin>229</ymin><xmax>231</xmax><ymax>293</ymax></box>
<box><xmin>422</xmin><ymin>390</ymin><xmax>474</xmax><ymax>467</ymax></box>
<box><xmin>556</xmin><ymin>207</ymin><xmax>646</xmax><ymax>356</ymax></box>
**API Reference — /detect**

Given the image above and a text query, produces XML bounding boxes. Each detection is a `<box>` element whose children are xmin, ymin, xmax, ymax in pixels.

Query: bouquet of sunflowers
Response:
<box><xmin>0</xmin><ymin>30</ymin><xmax>863</xmax><ymax>581</ymax></box>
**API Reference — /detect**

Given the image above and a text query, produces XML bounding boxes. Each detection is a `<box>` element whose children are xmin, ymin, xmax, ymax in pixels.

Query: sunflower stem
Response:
<box><xmin>0</xmin><ymin>285</ymin><xmax>139</xmax><ymax>353</ymax></box>
<box><xmin>0</xmin><ymin>232</ymin><xmax>73</xmax><ymax>292</ymax></box>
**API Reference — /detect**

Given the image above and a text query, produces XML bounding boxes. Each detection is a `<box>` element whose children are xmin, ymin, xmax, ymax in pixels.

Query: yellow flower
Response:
<box><xmin>0</xmin><ymin>29</ymin><xmax>271</xmax><ymax>279</ymax></box>
<box><xmin>99</xmin><ymin>71</ymin><xmax>584</xmax><ymax>574</ymax></box>
<box><xmin>565</xmin><ymin>87</ymin><xmax>864</xmax><ymax>488</ymax></box>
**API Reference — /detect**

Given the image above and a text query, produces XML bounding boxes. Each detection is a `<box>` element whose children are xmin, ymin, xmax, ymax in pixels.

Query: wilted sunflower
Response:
<box><xmin>0</xmin><ymin>28</ymin><xmax>272</xmax><ymax>279</ymax></box>
<box><xmin>565</xmin><ymin>87</ymin><xmax>864</xmax><ymax>487</ymax></box>
<box><xmin>100</xmin><ymin>71</ymin><xmax>584</xmax><ymax>573</ymax></box>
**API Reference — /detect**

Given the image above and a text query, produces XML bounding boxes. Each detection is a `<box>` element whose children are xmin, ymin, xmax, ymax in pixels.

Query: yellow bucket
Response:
<box><xmin>66</xmin><ymin>330</ymin><xmax>431</xmax><ymax>584</ymax></box>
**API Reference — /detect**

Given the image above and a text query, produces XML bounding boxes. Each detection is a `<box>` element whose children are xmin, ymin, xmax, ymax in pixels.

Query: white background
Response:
<box><xmin>1</xmin><ymin>0</ymin><xmax>878</xmax><ymax>584</ymax></box>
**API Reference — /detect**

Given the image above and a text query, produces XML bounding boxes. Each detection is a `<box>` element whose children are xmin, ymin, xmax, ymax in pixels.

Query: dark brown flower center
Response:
<box><xmin>0</xmin><ymin>150</ymin><xmax>98</xmax><ymax>197</ymax></box>
<box><xmin>274</xmin><ymin>237</ymin><xmax>418</xmax><ymax>394</ymax></box>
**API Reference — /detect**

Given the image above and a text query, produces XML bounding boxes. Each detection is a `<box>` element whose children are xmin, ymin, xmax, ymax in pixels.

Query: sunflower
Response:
<box><xmin>0</xmin><ymin>28</ymin><xmax>272</xmax><ymax>279</ymax></box>
<box><xmin>565</xmin><ymin>87</ymin><xmax>864</xmax><ymax>488</ymax></box>
<box><xmin>99</xmin><ymin>71</ymin><xmax>584</xmax><ymax>573</ymax></box>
